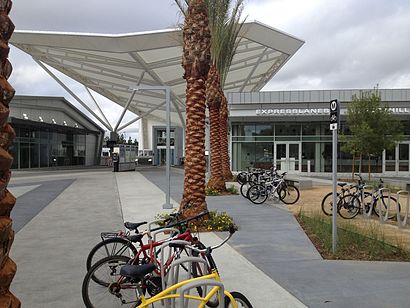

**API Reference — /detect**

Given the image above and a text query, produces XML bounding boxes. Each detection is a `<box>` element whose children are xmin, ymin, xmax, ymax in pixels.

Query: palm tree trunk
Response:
<box><xmin>0</xmin><ymin>2</ymin><xmax>21</xmax><ymax>307</ymax></box>
<box><xmin>206</xmin><ymin>65</ymin><xmax>225</xmax><ymax>191</ymax></box>
<box><xmin>179</xmin><ymin>0</ymin><xmax>211</xmax><ymax>218</ymax></box>
<box><xmin>220</xmin><ymin>94</ymin><xmax>233</xmax><ymax>181</ymax></box>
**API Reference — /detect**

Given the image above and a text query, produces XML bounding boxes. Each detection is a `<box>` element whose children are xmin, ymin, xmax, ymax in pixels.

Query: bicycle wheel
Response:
<box><xmin>373</xmin><ymin>195</ymin><xmax>401</xmax><ymax>219</ymax></box>
<box><xmin>225</xmin><ymin>291</ymin><xmax>253</xmax><ymax>308</ymax></box>
<box><xmin>279</xmin><ymin>183</ymin><xmax>300</xmax><ymax>205</ymax></box>
<box><xmin>247</xmin><ymin>184</ymin><xmax>268</xmax><ymax>204</ymax></box>
<box><xmin>321</xmin><ymin>192</ymin><xmax>341</xmax><ymax>216</ymax></box>
<box><xmin>82</xmin><ymin>255</ymin><xmax>137</xmax><ymax>308</ymax></box>
<box><xmin>236</xmin><ymin>172</ymin><xmax>247</xmax><ymax>185</ymax></box>
<box><xmin>337</xmin><ymin>194</ymin><xmax>360</xmax><ymax>219</ymax></box>
<box><xmin>240</xmin><ymin>183</ymin><xmax>250</xmax><ymax>199</ymax></box>
<box><xmin>86</xmin><ymin>238</ymin><xmax>137</xmax><ymax>271</ymax></box>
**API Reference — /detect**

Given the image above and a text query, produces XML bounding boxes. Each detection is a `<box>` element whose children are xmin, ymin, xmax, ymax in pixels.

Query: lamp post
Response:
<box><xmin>133</xmin><ymin>86</ymin><xmax>173</xmax><ymax>209</ymax></box>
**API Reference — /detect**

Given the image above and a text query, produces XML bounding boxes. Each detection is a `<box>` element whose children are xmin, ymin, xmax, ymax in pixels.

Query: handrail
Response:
<box><xmin>396</xmin><ymin>190</ymin><xmax>409</xmax><ymax>229</ymax></box>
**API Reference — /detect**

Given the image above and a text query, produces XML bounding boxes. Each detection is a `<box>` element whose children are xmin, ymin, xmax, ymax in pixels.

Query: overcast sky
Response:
<box><xmin>8</xmin><ymin>0</ymin><xmax>410</xmax><ymax>136</ymax></box>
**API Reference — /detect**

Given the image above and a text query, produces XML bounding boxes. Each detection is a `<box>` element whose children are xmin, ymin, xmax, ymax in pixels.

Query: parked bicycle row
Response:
<box><xmin>236</xmin><ymin>167</ymin><xmax>300</xmax><ymax>205</ymax></box>
<box><xmin>82</xmin><ymin>209</ymin><xmax>253</xmax><ymax>308</ymax></box>
<box><xmin>321</xmin><ymin>173</ymin><xmax>409</xmax><ymax>227</ymax></box>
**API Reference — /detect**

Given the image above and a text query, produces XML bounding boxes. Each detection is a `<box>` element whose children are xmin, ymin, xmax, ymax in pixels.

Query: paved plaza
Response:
<box><xmin>8</xmin><ymin>167</ymin><xmax>410</xmax><ymax>307</ymax></box>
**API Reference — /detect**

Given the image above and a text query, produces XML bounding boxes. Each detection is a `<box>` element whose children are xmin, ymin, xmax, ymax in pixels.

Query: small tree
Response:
<box><xmin>341</xmin><ymin>90</ymin><xmax>403</xmax><ymax>180</ymax></box>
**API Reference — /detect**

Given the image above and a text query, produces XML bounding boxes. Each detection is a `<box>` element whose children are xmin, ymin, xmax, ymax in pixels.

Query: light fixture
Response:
<box><xmin>74</xmin><ymin>123</ymin><xmax>79</xmax><ymax>128</ymax></box>
<box><xmin>23</xmin><ymin>113</ymin><xmax>28</xmax><ymax>120</ymax></box>
<box><xmin>52</xmin><ymin>118</ymin><xmax>56</xmax><ymax>124</ymax></box>
<box><xmin>63</xmin><ymin>120</ymin><xmax>67</xmax><ymax>126</ymax></box>
<box><xmin>38</xmin><ymin>116</ymin><xmax>43</xmax><ymax>122</ymax></box>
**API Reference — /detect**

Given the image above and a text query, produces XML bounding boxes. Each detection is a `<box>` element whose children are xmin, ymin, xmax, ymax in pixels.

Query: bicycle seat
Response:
<box><xmin>124</xmin><ymin>221</ymin><xmax>147</xmax><ymax>231</ymax></box>
<box><xmin>338</xmin><ymin>182</ymin><xmax>347</xmax><ymax>187</ymax></box>
<box><xmin>120</xmin><ymin>263</ymin><xmax>156</xmax><ymax>282</ymax></box>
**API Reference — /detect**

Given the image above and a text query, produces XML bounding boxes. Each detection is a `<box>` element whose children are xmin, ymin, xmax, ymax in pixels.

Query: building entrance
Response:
<box><xmin>274</xmin><ymin>142</ymin><xmax>300</xmax><ymax>172</ymax></box>
<box><xmin>157</xmin><ymin>148</ymin><xmax>175</xmax><ymax>165</ymax></box>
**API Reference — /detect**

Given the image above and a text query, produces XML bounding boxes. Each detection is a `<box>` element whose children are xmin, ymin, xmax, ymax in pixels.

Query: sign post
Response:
<box><xmin>330</xmin><ymin>99</ymin><xmax>339</xmax><ymax>253</ymax></box>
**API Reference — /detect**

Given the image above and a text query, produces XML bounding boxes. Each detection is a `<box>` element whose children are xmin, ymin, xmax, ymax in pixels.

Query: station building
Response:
<box><xmin>227</xmin><ymin>88</ymin><xmax>410</xmax><ymax>175</ymax></box>
<box><xmin>9</xmin><ymin>95</ymin><xmax>104</xmax><ymax>169</ymax></box>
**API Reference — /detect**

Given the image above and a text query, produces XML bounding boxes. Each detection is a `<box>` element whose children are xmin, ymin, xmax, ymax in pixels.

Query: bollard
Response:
<box><xmin>378</xmin><ymin>188</ymin><xmax>391</xmax><ymax>224</ymax></box>
<box><xmin>362</xmin><ymin>185</ymin><xmax>375</xmax><ymax>218</ymax></box>
<box><xmin>396</xmin><ymin>190</ymin><xmax>409</xmax><ymax>229</ymax></box>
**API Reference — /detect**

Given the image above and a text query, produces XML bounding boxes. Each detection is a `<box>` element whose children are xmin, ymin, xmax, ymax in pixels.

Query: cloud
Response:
<box><xmin>251</xmin><ymin>0</ymin><xmax>410</xmax><ymax>90</ymax></box>
<box><xmin>8</xmin><ymin>0</ymin><xmax>410</xmax><ymax>110</ymax></box>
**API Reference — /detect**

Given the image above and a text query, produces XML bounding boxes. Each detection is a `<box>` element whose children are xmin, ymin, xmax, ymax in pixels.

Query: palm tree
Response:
<box><xmin>178</xmin><ymin>0</ymin><xmax>211</xmax><ymax>218</ymax></box>
<box><xmin>0</xmin><ymin>1</ymin><xmax>21</xmax><ymax>307</ymax></box>
<box><xmin>206</xmin><ymin>0</ymin><xmax>244</xmax><ymax>184</ymax></box>
<box><xmin>175</xmin><ymin>0</ymin><xmax>244</xmax><ymax>190</ymax></box>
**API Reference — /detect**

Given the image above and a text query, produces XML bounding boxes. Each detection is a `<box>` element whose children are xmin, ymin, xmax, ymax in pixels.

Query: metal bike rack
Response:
<box><xmin>151</xmin><ymin>228</ymin><xmax>180</xmax><ymax>243</ymax></box>
<box><xmin>362</xmin><ymin>185</ymin><xmax>375</xmax><ymax>218</ymax></box>
<box><xmin>179</xmin><ymin>279</ymin><xmax>225</xmax><ymax>308</ymax></box>
<box><xmin>396</xmin><ymin>190</ymin><xmax>410</xmax><ymax>229</ymax></box>
<box><xmin>157</xmin><ymin>240</ymin><xmax>210</xmax><ymax>308</ymax></box>
<box><xmin>148</xmin><ymin>219</ymin><xmax>169</xmax><ymax>231</ymax></box>
<box><xmin>378</xmin><ymin>188</ymin><xmax>391</xmax><ymax>224</ymax></box>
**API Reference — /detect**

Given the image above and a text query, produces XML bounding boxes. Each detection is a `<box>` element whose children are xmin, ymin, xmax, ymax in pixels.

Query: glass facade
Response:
<box><xmin>10</xmin><ymin>124</ymin><xmax>86</xmax><ymax>169</ymax></box>
<box><xmin>232</xmin><ymin>122</ymin><xmax>409</xmax><ymax>173</ymax></box>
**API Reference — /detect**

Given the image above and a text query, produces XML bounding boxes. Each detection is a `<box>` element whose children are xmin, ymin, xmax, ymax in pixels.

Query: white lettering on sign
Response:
<box><xmin>255</xmin><ymin>107</ymin><xmax>410</xmax><ymax>116</ymax></box>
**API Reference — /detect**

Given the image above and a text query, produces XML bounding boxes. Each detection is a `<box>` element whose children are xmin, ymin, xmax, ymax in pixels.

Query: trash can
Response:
<box><xmin>112</xmin><ymin>153</ymin><xmax>119</xmax><ymax>172</ymax></box>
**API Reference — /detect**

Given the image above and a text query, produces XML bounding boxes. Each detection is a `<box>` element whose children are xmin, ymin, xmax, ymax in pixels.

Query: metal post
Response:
<box><xmin>132</xmin><ymin>86</ymin><xmax>173</xmax><ymax>209</ymax></box>
<box><xmin>163</xmin><ymin>87</ymin><xmax>173</xmax><ymax>209</ymax></box>
<box><xmin>332</xmin><ymin>128</ymin><xmax>338</xmax><ymax>253</ymax></box>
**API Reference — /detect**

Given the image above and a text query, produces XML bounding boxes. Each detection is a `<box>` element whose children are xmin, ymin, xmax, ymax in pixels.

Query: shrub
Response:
<box><xmin>154</xmin><ymin>210</ymin><xmax>237</xmax><ymax>232</ymax></box>
<box><xmin>205</xmin><ymin>187</ymin><xmax>220</xmax><ymax>196</ymax></box>
<box><xmin>226</xmin><ymin>185</ymin><xmax>238</xmax><ymax>194</ymax></box>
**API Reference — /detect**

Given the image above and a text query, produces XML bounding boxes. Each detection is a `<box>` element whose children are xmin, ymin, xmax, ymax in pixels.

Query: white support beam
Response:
<box><xmin>117</xmin><ymin>101</ymin><xmax>167</xmax><ymax>132</ymax></box>
<box><xmin>129</xmin><ymin>52</ymin><xmax>186</xmax><ymax>128</ymax></box>
<box><xmin>34</xmin><ymin>59</ymin><xmax>113</xmax><ymax>131</ymax></box>
<box><xmin>239</xmin><ymin>47</ymin><xmax>269</xmax><ymax>92</ymax></box>
<box><xmin>85</xmin><ymin>86</ymin><xmax>113</xmax><ymax>131</ymax></box>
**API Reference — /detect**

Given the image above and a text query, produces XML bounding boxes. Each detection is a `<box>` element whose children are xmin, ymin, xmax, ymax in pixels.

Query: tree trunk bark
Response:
<box><xmin>368</xmin><ymin>154</ymin><xmax>371</xmax><ymax>181</ymax></box>
<box><xmin>220</xmin><ymin>94</ymin><xmax>233</xmax><ymax>181</ymax></box>
<box><xmin>351</xmin><ymin>154</ymin><xmax>355</xmax><ymax>181</ymax></box>
<box><xmin>179</xmin><ymin>0</ymin><xmax>211</xmax><ymax>219</ymax></box>
<box><xmin>0</xmin><ymin>1</ymin><xmax>21</xmax><ymax>307</ymax></box>
<box><xmin>206</xmin><ymin>65</ymin><xmax>225</xmax><ymax>191</ymax></box>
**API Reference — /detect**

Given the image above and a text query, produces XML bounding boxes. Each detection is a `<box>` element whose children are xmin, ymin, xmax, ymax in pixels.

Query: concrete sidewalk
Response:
<box><xmin>116</xmin><ymin>171</ymin><xmax>306</xmax><ymax>308</ymax></box>
<box><xmin>139</xmin><ymin>168</ymin><xmax>410</xmax><ymax>308</ymax></box>
<box><xmin>8</xmin><ymin>168</ymin><xmax>410</xmax><ymax>307</ymax></box>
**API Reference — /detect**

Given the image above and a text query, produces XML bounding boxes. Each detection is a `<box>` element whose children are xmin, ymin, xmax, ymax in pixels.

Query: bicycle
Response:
<box><xmin>321</xmin><ymin>173</ymin><xmax>365</xmax><ymax>216</ymax></box>
<box><xmin>86</xmin><ymin>210</ymin><xmax>208</xmax><ymax>272</ymax></box>
<box><xmin>337</xmin><ymin>179</ymin><xmax>401</xmax><ymax>219</ymax></box>
<box><xmin>246</xmin><ymin>171</ymin><xmax>300</xmax><ymax>205</ymax></box>
<box><xmin>85</xmin><ymin>211</ymin><xmax>210</xmax><ymax>287</ymax></box>
<box><xmin>82</xmin><ymin>225</ymin><xmax>253</xmax><ymax>308</ymax></box>
<box><xmin>82</xmin><ymin>216</ymin><xmax>220</xmax><ymax>307</ymax></box>
<box><xmin>237</xmin><ymin>166</ymin><xmax>265</xmax><ymax>198</ymax></box>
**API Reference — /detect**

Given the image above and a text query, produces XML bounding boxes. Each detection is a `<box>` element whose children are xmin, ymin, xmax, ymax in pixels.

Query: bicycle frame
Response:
<box><xmin>136</xmin><ymin>270</ymin><xmax>237</xmax><ymax>308</ymax></box>
<box><xmin>128</xmin><ymin>230</ymin><xmax>195</xmax><ymax>275</ymax></box>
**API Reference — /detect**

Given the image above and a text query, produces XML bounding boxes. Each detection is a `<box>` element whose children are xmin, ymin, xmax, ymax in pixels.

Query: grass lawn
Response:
<box><xmin>296</xmin><ymin>212</ymin><xmax>410</xmax><ymax>261</ymax></box>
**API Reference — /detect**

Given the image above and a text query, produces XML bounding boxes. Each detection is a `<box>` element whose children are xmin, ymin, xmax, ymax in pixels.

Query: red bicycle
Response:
<box><xmin>82</xmin><ymin>212</ymin><xmax>213</xmax><ymax>308</ymax></box>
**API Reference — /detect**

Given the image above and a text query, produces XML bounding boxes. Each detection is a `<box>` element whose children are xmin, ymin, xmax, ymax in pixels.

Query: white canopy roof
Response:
<box><xmin>11</xmin><ymin>21</ymin><xmax>304</xmax><ymax>128</ymax></box>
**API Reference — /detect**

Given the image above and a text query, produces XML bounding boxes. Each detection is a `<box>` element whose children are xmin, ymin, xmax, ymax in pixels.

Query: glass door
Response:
<box><xmin>275</xmin><ymin>143</ymin><xmax>300</xmax><ymax>172</ymax></box>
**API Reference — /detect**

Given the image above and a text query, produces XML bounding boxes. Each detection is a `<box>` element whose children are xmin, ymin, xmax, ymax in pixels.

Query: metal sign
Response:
<box><xmin>329</xmin><ymin>99</ymin><xmax>339</xmax><ymax>130</ymax></box>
